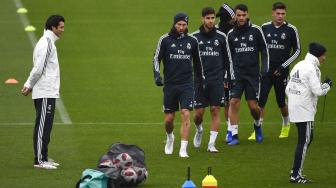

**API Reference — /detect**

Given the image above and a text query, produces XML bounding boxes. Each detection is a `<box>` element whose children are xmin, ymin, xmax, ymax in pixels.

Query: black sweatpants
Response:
<box><xmin>33</xmin><ymin>98</ymin><xmax>56</xmax><ymax>164</ymax></box>
<box><xmin>291</xmin><ymin>122</ymin><xmax>314</xmax><ymax>177</ymax></box>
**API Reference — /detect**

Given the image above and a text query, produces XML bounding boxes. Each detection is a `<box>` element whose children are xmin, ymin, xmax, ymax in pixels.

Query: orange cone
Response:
<box><xmin>5</xmin><ymin>78</ymin><xmax>19</xmax><ymax>84</ymax></box>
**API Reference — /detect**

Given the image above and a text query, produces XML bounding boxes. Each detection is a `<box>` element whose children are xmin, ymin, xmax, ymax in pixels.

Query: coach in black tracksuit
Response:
<box><xmin>153</xmin><ymin>13</ymin><xmax>203</xmax><ymax>158</ymax></box>
<box><xmin>259</xmin><ymin>2</ymin><xmax>301</xmax><ymax>138</ymax></box>
<box><xmin>191</xmin><ymin>7</ymin><xmax>230</xmax><ymax>152</ymax></box>
<box><xmin>226</xmin><ymin>4</ymin><xmax>269</xmax><ymax>145</ymax></box>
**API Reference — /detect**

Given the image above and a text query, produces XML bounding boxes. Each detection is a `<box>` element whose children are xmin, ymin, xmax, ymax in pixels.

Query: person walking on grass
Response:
<box><xmin>153</xmin><ymin>13</ymin><xmax>204</xmax><ymax>158</ymax></box>
<box><xmin>226</xmin><ymin>4</ymin><xmax>269</xmax><ymax>145</ymax></box>
<box><xmin>249</xmin><ymin>2</ymin><xmax>300</xmax><ymax>140</ymax></box>
<box><xmin>192</xmin><ymin>7</ymin><xmax>231</xmax><ymax>152</ymax></box>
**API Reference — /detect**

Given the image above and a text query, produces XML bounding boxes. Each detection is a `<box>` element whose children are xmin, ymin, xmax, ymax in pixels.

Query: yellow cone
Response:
<box><xmin>202</xmin><ymin>167</ymin><xmax>218</xmax><ymax>188</ymax></box>
<box><xmin>25</xmin><ymin>25</ymin><xmax>36</xmax><ymax>32</ymax></box>
<box><xmin>17</xmin><ymin>8</ymin><xmax>28</xmax><ymax>14</ymax></box>
<box><xmin>5</xmin><ymin>78</ymin><xmax>19</xmax><ymax>84</ymax></box>
<box><xmin>202</xmin><ymin>175</ymin><xmax>217</xmax><ymax>188</ymax></box>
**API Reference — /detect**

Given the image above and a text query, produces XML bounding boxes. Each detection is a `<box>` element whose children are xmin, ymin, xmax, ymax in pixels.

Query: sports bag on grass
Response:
<box><xmin>76</xmin><ymin>169</ymin><xmax>109</xmax><ymax>188</ymax></box>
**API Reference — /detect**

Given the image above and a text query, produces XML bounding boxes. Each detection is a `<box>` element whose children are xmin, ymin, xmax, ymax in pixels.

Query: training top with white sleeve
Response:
<box><xmin>153</xmin><ymin>33</ymin><xmax>204</xmax><ymax>85</ymax></box>
<box><xmin>192</xmin><ymin>26</ymin><xmax>230</xmax><ymax>84</ymax></box>
<box><xmin>262</xmin><ymin>21</ymin><xmax>300</xmax><ymax>73</ymax></box>
<box><xmin>286</xmin><ymin>53</ymin><xmax>330</xmax><ymax>122</ymax></box>
<box><xmin>24</xmin><ymin>30</ymin><xmax>60</xmax><ymax>99</ymax></box>
<box><xmin>227</xmin><ymin>20</ymin><xmax>269</xmax><ymax>79</ymax></box>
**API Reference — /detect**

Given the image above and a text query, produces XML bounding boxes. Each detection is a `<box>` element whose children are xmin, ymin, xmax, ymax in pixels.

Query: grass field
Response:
<box><xmin>1</xmin><ymin>0</ymin><xmax>336</xmax><ymax>187</ymax></box>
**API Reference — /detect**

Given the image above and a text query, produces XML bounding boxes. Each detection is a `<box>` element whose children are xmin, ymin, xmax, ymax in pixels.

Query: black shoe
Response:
<box><xmin>289</xmin><ymin>175</ymin><xmax>311</xmax><ymax>184</ymax></box>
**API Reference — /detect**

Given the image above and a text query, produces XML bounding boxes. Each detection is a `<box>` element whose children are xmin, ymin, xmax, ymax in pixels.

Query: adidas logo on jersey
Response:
<box><xmin>293</xmin><ymin>70</ymin><xmax>299</xmax><ymax>78</ymax></box>
<box><xmin>171</xmin><ymin>43</ymin><xmax>176</xmax><ymax>47</ymax></box>
<box><xmin>199</xmin><ymin>41</ymin><xmax>204</xmax><ymax>44</ymax></box>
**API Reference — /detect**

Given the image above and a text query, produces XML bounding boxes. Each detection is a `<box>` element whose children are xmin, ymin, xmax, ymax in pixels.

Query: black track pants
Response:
<box><xmin>291</xmin><ymin>121</ymin><xmax>314</xmax><ymax>176</ymax></box>
<box><xmin>33</xmin><ymin>98</ymin><xmax>56</xmax><ymax>164</ymax></box>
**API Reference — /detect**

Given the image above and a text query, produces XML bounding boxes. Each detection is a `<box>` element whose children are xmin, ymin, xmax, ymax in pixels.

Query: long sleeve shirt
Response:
<box><xmin>153</xmin><ymin>33</ymin><xmax>204</xmax><ymax>85</ymax></box>
<box><xmin>24</xmin><ymin>30</ymin><xmax>60</xmax><ymax>99</ymax></box>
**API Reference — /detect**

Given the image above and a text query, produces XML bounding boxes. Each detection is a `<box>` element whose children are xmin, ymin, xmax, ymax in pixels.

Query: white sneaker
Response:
<box><xmin>47</xmin><ymin>159</ymin><xmax>60</xmax><ymax>167</ymax></box>
<box><xmin>193</xmin><ymin>129</ymin><xmax>203</xmax><ymax>148</ymax></box>
<box><xmin>207</xmin><ymin>144</ymin><xmax>219</xmax><ymax>153</ymax></box>
<box><xmin>179</xmin><ymin>150</ymin><xmax>189</xmax><ymax>158</ymax></box>
<box><xmin>34</xmin><ymin>162</ymin><xmax>57</xmax><ymax>170</ymax></box>
<box><xmin>165</xmin><ymin>134</ymin><xmax>174</xmax><ymax>154</ymax></box>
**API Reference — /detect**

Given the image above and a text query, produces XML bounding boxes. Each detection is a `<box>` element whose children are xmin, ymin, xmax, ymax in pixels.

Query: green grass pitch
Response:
<box><xmin>1</xmin><ymin>0</ymin><xmax>336</xmax><ymax>187</ymax></box>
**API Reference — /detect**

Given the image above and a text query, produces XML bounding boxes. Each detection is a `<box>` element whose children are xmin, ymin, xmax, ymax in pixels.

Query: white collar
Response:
<box><xmin>43</xmin><ymin>29</ymin><xmax>59</xmax><ymax>43</ymax></box>
<box><xmin>305</xmin><ymin>53</ymin><xmax>320</xmax><ymax>67</ymax></box>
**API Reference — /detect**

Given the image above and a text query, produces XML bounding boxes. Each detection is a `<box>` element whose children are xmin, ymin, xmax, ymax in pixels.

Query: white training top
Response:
<box><xmin>24</xmin><ymin>30</ymin><xmax>60</xmax><ymax>99</ymax></box>
<box><xmin>286</xmin><ymin>53</ymin><xmax>330</xmax><ymax>122</ymax></box>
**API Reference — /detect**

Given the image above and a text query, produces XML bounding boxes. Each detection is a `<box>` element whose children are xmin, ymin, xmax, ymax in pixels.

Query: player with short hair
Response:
<box><xmin>22</xmin><ymin>14</ymin><xmax>65</xmax><ymax>169</ymax></box>
<box><xmin>226</xmin><ymin>4</ymin><xmax>269</xmax><ymax>145</ymax></box>
<box><xmin>192</xmin><ymin>7</ymin><xmax>230</xmax><ymax>152</ymax></box>
<box><xmin>249</xmin><ymin>2</ymin><xmax>300</xmax><ymax>140</ymax></box>
<box><xmin>153</xmin><ymin>13</ymin><xmax>204</xmax><ymax>158</ymax></box>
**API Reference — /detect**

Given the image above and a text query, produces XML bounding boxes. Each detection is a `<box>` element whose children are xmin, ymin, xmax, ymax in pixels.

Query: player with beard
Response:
<box><xmin>153</xmin><ymin>13</ymin><xmax>204</xmax><ymax>157</ymax></box>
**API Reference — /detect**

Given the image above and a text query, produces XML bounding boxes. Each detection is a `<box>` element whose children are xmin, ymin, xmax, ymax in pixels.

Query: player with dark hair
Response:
<box><xmin>153</xmin><ymin>12</ymin><xmax>204</xmax><ymax>157</ymax></box>
<box><xmin>286</xmin><ymin>42</ymin><xmax>331</xmax><ymax>183</ymax></box>
<box><xmin>216</xmin><ymin>3</ymin><xmax>235</xmax><ymax>143</ymax></box>
<box><xmin>226</xmin><ymin>4</ymin><xmax>269</xmax><ymax>145</ymax></box>
<box><xmin>249</xmin><ymin>2</ymin><xmax>301</xmax><ymax>140</ymax></box>
<box><xmin>192</xmin><ymin>7</ymin><xmax>230</xmax><ymax>152</ymax></box>
<box><xmin>22</xmin><ymin>14</ymin><xmax>65</xmax><ymax>169</ymax></box>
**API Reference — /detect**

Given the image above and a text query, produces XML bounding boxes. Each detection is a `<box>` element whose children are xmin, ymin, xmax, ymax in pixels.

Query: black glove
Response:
<box><xmin>323</xmin><ymin>77</ymin><xmax>332</xmax><ymax>87</ymax></box>
<box><xmin>154</xmin><ymin>76</ymin><xmax>163</xmax><ymax>86</ymax></box>
<box><xmin>273</xmin><ymin>66</ymin><xmax>285</xmax><ymax>76</ymax></box>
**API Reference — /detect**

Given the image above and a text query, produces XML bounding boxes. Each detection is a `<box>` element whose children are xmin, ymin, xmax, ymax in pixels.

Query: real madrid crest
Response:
<box><xmin>214</xmin><ymin>39</ymin><xmax>219</xmax><ymax>46</ymax></box>
<box><xmin>281</xmin><ymin>33</ymin><xmax>286</xmax><ymax>39</ymax></box>
<box><xmin>249</xmin><ymin>34</ymin><xmax>253</xmax><ymax>41</ymax></box>
<box><xmin>187</xmin><ymin>43</ymin><xmax>191</xmax><ymax>49</ymax></box>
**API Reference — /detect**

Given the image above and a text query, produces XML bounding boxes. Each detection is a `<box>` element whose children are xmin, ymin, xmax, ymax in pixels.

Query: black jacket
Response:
<box><xmin>153</xmin><ymin>30</ymin><xmax>203</xmax><ymax>85</ymax></box>
<box><xmin>227</xmin><ymin>20</ymin><xmax>269</xmax><ymax>79</ymax></box>
<box><xmin>192</xmin><ymin>26</ymin><xmax>230</xmax><ymax>84</ymax></box>
<box><xmin>261</xmin><ymin>21</ymin><xmax>300</xmax><ymax>74</ymax></box>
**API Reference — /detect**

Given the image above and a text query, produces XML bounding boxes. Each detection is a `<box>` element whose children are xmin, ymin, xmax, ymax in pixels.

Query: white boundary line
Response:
<box><xmin>14</xmin><ymin>0</ymin><xmax>72</xmax><ymax>124</ymax></box>
<box><xmin>0</xmin><ymin>122</ymin><xmax>335</xmax><ymax>126</ymax></box>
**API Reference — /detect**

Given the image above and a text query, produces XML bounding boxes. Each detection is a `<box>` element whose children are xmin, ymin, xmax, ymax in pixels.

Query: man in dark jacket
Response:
<box><xmin>153</xmin><ymin>12</ymin><xmax>204</xmax><ymax>157</ymax></box>
<box><xmin>251</xmin><ymin>2</ymin><xmax>301</xmax><ymax>140</ymax></box>
<box><xmin>226</xmin><ymin>4</ymin><xmax>269</xmax><ymax>145</ymax></box>
<box><xmin>192</xmin><ymin>7</ymin><xmax>230</xmax><ymax>152</ymax></box>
